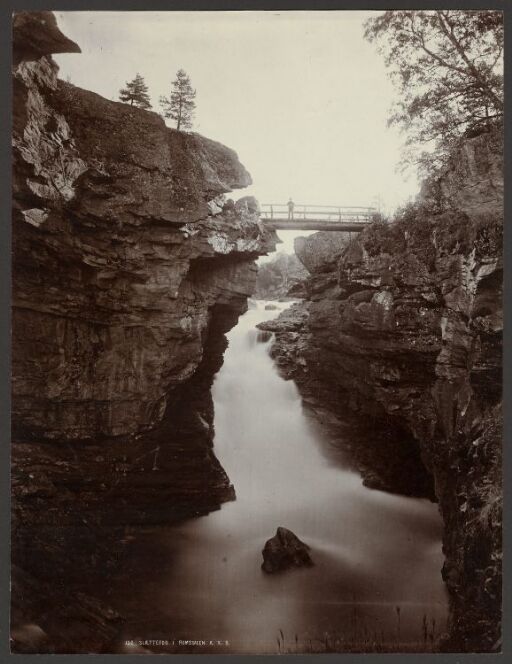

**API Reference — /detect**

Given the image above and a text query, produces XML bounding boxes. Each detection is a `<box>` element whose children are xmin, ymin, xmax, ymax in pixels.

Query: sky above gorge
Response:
<box><xmin>54</xmin><ymin>10</ymin><xmax>420</xmax><ymax>251</ymax></box>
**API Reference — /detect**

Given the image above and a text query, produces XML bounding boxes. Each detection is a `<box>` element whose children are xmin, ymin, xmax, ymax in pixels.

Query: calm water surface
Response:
<box><xmin>116</xmin><ymin>300</ymin><xmax>447</xmax><ymax>654</ymax></box>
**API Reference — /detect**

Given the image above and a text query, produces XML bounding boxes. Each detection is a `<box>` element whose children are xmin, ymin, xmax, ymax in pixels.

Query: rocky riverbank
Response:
<box><xmin>11</xmin><ymin>12</ymin><xmax>277</xmax><ymax>652</ymax></box>
<box><xmin>259</xmin><ymin>126</ymin><xmax>502</xmax><ymax>652</ymax></box>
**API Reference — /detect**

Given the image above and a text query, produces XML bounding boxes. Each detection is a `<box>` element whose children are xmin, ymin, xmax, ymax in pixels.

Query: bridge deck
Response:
<box><xmin>260</xmin><ymin>203</ymin><xmax>375</xmax><ymax>232</ymax></box>
<box><xmin>265</xmin><ymin>219</ymin><xmax>370</xmax><ymax>232</ymax></box>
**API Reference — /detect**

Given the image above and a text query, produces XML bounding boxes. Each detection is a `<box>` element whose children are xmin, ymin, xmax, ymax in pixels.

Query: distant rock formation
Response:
<box><xmin>261</xmin><ymin>527</ymin><xmax>313</xmax><ymax>573</ymax></box>
<box><xmin>294</xmin><ymin>231</ymin><xmax>352</xmax><ymax>274</ymax></box>
<box><xmin>255</xmin><ymin>251</ymin><xmax>308</xmax><ymax>299</ymax></box>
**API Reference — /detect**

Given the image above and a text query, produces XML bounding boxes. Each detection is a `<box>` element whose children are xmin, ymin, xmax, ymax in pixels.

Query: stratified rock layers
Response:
<box><xmin>12</xmin><ymin>24</ymin><xmax>275</xmax><ymax>440</ymax></box>
<box><xmin>264</xmin><ymin>128</ymin><xmax>502</xmax><ymax>652</ymax></box>
<box><xmin>11</xmin><ymin>12</ymin><xmax>277</xmax><ymax>651</ymax></box>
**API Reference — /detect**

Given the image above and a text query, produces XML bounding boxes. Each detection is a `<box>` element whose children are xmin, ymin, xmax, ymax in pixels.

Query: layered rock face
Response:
<box><xmin>262</xmin><ymin>128</ymin><xmax>502</xmax><ymax>651</ymax></box>
<box><xmin>11</xmin><ymin>12</ymin><xmax>276</xmax><ymax>651</ymax></box>
<box><xmin>13</xmin><ymin>13</ymin><xmax>275</xmax><ymax>440</ymax></box>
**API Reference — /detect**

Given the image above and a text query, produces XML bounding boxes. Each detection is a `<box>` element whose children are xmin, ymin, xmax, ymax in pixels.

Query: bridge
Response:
<box><xmin>260</xmin><ymin>203</ymin><xmax>376</xmax><ymax>231</ymax></box>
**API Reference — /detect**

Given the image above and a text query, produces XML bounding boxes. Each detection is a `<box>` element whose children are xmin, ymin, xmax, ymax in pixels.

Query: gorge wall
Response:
<box><xmin>261</xmin><ymin>128</ymin><xmax>503</xmax><ymax>652</ymax></box>
<box><xmin>11</xmin><ymin>12</ymin><xmax>276</xmax><ymax>652</ymax></box>
<box><xmin>13</xmin><ymin>12</ymin><xmax>277</xmax><ymax>441</ymax></box>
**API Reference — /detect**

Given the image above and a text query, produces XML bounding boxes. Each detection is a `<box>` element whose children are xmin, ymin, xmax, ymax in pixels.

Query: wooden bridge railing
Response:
<box><xmin>260</xmin><ymin>203</ymin><xmax>377</xmax><ymax>223</ymax></box>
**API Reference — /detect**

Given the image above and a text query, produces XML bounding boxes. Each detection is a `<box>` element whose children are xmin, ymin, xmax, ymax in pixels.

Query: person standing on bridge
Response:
<box><xmin>287</xmin><ymin>197</ymin><xmax>295</xmax><ymax>220</ymax></box>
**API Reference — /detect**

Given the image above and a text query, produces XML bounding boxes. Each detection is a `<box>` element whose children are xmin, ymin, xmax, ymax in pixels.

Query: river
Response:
<box><xmin>114</xmin><ymin>299</ymin><xmax>447</xmax><ymax>654</ymax></box>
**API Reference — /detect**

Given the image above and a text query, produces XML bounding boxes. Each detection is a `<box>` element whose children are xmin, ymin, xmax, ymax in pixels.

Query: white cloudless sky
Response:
<box><xmin>54</xmin><ymin>11</ymin><xmax>419</xmax><ymax>252</ymax></box>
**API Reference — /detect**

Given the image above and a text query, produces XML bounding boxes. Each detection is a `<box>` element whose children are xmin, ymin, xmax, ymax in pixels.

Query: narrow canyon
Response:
<box><xmin>11</xmin><ymin>11</ymin><xmax>502</xmax><ymax>655</ymax></box>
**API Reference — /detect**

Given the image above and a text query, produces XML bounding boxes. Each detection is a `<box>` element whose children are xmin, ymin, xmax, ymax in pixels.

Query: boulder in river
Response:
<box><xmin>256</xmin><ymin>330</ymin><xmax>273</xmax><ymax>343</ymax></box>
<box><xmin>261</xmin><ymin>527</ymin><xmax>313</xmax><ymax>573</ymax></box>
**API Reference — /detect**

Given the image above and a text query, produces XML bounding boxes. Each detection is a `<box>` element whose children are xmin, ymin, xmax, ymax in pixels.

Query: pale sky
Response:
<box><xmin>54</xmin><ymin>11</ymin><xmax>419</xmax><ymax>253</ymax></box>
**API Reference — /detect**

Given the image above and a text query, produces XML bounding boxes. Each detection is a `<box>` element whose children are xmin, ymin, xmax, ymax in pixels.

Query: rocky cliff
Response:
<box><xmin>11</xmin><ymin>12</ymin><xmax>276</xmax><ymax>652</ymax></box>
<box><xmin>13</xmin><ymin>12</ymin><xmax>277</xmax><ymax>441</ymax></box>
<box><xmin>260</xmin><ymin>127</ymin><xmax>502</xmax><ymax>652</ymax></box>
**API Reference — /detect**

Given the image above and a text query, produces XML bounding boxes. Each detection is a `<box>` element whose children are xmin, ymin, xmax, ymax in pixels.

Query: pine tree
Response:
<box><xmin>118</xmin><ymin>73</ymin><xmax>152</xmax><ymax>110</ymax></box>
<box><xmin>159</xmin><ymin>69</ymin><xmax>196</xmax><ymax>131</ymax></box>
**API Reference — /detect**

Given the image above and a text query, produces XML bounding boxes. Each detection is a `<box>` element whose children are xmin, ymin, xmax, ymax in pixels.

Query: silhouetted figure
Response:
<box><xmin>287</xmin><ymin>198</ymin><xmax>295</xmax><ymax>220</ymax></box>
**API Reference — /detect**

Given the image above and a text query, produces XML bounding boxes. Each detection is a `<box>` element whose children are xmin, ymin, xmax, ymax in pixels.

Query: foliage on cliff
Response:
<box><xmin>160</xmin><ymin>69</ymin><xmax>197</xmax><ymax>131</ymax></box>
<box><xmin>364</xmin><ymin>10</ymin><xmax>503</xmax><ymax>175</ymax></box>
<box><xmin>119</xmin><ymin>73</ymin><xmax>152</xmax><ymax>109</ymax></box>
<box><xmin>362</xmin><ymin>204</ymin><xmax>502</xmax><ymax>267</ymax></box>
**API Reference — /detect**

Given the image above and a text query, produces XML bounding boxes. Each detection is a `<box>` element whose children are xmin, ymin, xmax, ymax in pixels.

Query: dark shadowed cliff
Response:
<box><xmin>11</xmin><ymin>12</ymin><xmax>277</xmax><ymax>652</ymax></box>
<box><xmin>260</xmin><ymin>126</ymin><xmax>502</xmax><ymax>652</ymax></box>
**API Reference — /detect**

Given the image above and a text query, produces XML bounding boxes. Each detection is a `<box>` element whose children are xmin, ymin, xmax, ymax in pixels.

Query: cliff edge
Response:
<box><xmin>262</xmin><ymin>126</ymin><xmax>503</xmax><ymax>652</ymax></box>
<box><xmin>11</xmin><ymin>12</ymin><xmax>277</xmax><ymax>652</ymax></box>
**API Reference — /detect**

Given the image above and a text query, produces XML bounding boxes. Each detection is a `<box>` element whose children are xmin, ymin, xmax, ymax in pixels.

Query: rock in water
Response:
<box><xmin>261</xmin><ymin>527</ymin><xmax>313</xmax><ymax>573</ymax></box>
<box><xmin>256</xmin><ymin>330</ymin><xmax>273</xmax><ymax>343</ymax></box>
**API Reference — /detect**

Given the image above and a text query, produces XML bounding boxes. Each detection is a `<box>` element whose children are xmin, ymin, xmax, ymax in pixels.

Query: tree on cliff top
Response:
<box><xmin>364</xmin><ymin>10</ymin><xmax>503</xmax><ymax>175</ymax></box>
<box><xmin>159</xmin><ymin>69</ymin><xmax>196</xmax><ymax>131</ymax></box>
<box><xmin>119</xmin><ymin>73</ymin><xmax>152</xmax><ymax>109</ymax></box>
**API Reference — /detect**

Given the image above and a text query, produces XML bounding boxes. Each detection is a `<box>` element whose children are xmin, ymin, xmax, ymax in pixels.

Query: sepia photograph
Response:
<box><xmin>8</xmin><ymin>3</ymin><xmax>504</xmax><ymax>656</ymax></box>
